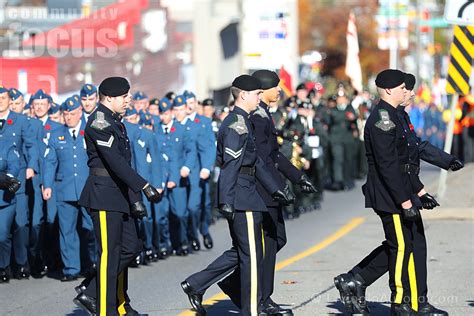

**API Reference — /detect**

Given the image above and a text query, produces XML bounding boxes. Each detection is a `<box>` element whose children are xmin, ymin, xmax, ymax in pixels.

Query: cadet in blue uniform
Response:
<box><xmin>42</xmin><ymin>96</ymin><xmax>97</xmax><ymax>281</ymax></box>
<box><xmin>334</xmin><ymin>73</ymin><xmax>459</xmax><ymax>316</ymax></box>
<box><xmin>73</xmin><ymin>77</ymin><xmax>162</xmax><ymax>316</ymax></box>
<box><xmin>183</xmin><ymin>91</ymin><xmax>216</xmax><ymax>251</ymax></box>
<box><xmin>0</xmin><ymin>143</ymin><xmax>21</xmax><ymax>283</ymax></box>
<box><xmin>181</xmin><ymin>75</ymin><xmax>294</xmax><ymax>316</ymax></box>
<box><xmin>132</xmin><ymin>91</ymin><xmax>149</xmax><ymax>114</ymax></box>
<box><xmin>217</xmin><ymin>70</ymin><xmax>316</xmax><ymax>315</ymax></box>
<box><xmin>1</xmin><ymin>86</ymin><xmax>38</xmax><ymax>279</ymax></box>
<box><xmin>29</xmin><ymin>89</ymin><xmax>62</xmax><ymax>277</ymax></box>
<box><xmin>159</xmin><ymin>95</ymin><xmax>196</xmax><ymax>256</ymax></box>
<box><xmin>80</xmin><ymin>84</ymin><xmax>98</xmax><ymax>122</ymax></box>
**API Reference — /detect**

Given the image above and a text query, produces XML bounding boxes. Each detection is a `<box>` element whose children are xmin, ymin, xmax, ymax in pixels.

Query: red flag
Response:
<box><xmin>279</xmin><ymin>66</ymin><xmax>293</xmax><ymax>97</ymax></box>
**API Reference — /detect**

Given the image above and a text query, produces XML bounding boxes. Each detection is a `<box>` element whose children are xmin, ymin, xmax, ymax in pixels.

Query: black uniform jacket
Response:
<box><xmin>250</xmin><ymin>101</ymin><xmax>304</xmax><ymax>207</ymax></box>
<box><xmin>79</xmin><ymin>103</ymin><xmax>147</xmax><ymax>213</ymax></box>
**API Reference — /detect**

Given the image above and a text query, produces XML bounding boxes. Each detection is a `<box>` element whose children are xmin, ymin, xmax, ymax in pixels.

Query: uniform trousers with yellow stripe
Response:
<box><xmin>352</xmin><ymin>211</ymin><xmax>427</xmax><ymax>311</ymax></box>
<box><xmin>186</xmin><ymin>210</ymin><xmax>264</xmax><ymax>316</ymax></box>
<box><xmin>83</xmin><ymin>210</ymin><xmax>142</xmax><ymax>316</ymax></box>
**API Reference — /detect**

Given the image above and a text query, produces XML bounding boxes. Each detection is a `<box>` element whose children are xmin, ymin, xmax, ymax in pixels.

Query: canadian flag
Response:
<box><xmin>345</xmin><ymin>12</ymin><xmax>363</xmax><ymax>93</ymax></box>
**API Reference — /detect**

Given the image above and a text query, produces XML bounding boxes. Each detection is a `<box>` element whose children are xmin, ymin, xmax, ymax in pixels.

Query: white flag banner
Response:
<box><xmin>345</xmin><ymin>12</ymin><xmax>363</xmax><ymax>93</ymax></box>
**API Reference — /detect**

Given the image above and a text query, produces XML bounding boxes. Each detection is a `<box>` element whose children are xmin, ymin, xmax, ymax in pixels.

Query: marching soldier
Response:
<box><xmin>1</xmin><ymin>86</ymin><xmax>38</xmax><ymax>280</ymax></box>
<box><xmin>42</xmin><ymin>96</ymin><xmax>96</xmax><ymax>281</ymax></box>
<box><xmin>0</xmin><ymin>142</ymin><xmax>21</xmax><ymax>283</ymax></box>
<box><xmin>217</xmin><ymin>70</ymin><xmax>317</xmax><ymax>315</ymax></box>
<box><xmin>80</xmin><ymin>84</ymin><xmax>98</xmax><ymax>122</ymax></box>
<box><xmin>73</xmin><ymin>77</ymin><xmax>162</xmax><ymax>316</ymax></box>
<box><xmin>181</xmin><ymin>75</ymin><xmax>293</xmax><ymax>316</ymax></box>
<box><xmin>334</xmin><ymin>72</ymin><xmax>460</xmax><ymax>316</ymax></box>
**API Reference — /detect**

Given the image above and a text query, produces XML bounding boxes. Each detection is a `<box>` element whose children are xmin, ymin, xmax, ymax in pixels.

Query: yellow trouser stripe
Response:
<box><xmin>117</xmin><ymin>271</ymin><xmax>126</xmax><ymax>315</ymax></box>
<box><xmin>99</xmin><ymin>211</ymin><xmax>108</xmax><ymax>316</ymax></box>
<box><xmin>408</xmin><ymin>252</ymin><xmax>418</xmax><ymax>311</ymax></box>
<box><xmin>246</xmin><ymin>212</ymin><xmax>258</xmax><ymax>316</ymax></box>
<box><xmin>393</xmin><ymin>214</ymin><xmax>405</xmax><ymax>304</ymax></box>
<box><xmin>262</xmin><ymin>226</ymin><xmax>265</xmax><ymax>258</ymax></box>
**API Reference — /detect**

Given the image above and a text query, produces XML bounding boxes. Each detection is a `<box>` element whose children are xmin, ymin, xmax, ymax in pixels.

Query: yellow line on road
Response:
<box><xmin>179</xmin><ymin>217</ymin><xmax>366</xmax><ymax>316</ymax></box>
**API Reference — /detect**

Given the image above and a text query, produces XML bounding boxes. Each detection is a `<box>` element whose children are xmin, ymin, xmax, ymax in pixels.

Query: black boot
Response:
<box><xmin>0</xmin><ymin>267</ymin><xmax>11</xmax><ymax>283</ymax></box>
<box><xmin>260</xmin><ymin>298</ymin><xmax>293</xmax><ymax>315</ymax></box>
<box><xmin>13</xmin><ymin>264</ymin><xmax>30</xmax><ymax>279</ymax></box>
<box><xmin>203</xmin><ymin>234</ymin><xmax>213</xmax><ymax>249</ymax></box>
<box><xmin>391</xmin><ymin>303</ymin><xmax>417</xmax><ymax>316</ymax></box>
<box><xmin>334</xmin><ymin>273</ymin><xmax>370</xmax><ymax>315</ymax></box>
<box><xmin>73</xmin><ymin>293</ymin><xmax>96</xmax><ymax>315</ymax></box>
<box><xmin>181</xmin><ymin>281</ymin><xmax>206</xmax><ymax>315</ymax></box>
<box><xmin>418</xmin><ymin>302</ymin><xmax>448</xmax><ymax>316</ymax></box>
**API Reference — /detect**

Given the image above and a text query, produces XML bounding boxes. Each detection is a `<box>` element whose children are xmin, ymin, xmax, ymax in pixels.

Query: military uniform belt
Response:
<box><xmin>399</xmin><ymin>164</ymin><xmax>420</xmax><ymax>175</ymax></box>
<box><xmin>90</xmin><ymin>167</ymin><xmax>111</xmax><ymax>177</ymax></box>
<box><xmin>239</xmin><ymin>166</ymin><xmax>256</xmax><ymax>176</ymax></box>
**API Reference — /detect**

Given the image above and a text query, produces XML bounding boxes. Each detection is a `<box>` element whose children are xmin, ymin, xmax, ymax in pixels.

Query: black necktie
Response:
<box><xmin>72</xmin><ymin>129</ymin><xmax>76</xmax><ymax>141</ymax></box>
<box><xmin>164</xmin><ymin>127</ymin><xmax>169</xmax><ymax>134</ymax></box>
<box><xmin>0</xmin><ymin>119</ymin><xmax>5</xmax><ymax>131</ymax></box>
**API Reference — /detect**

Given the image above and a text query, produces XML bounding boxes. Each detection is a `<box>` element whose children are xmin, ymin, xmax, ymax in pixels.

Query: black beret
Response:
<box><xmin>232</xmin><ymin>75</ymin><xmax>262</xmax><ymax>91</ymax></box>
<box><xmin>375</xmin><ymin>69</ymin><xmax>405</xmax><ymax>89</ymax></box>
<box><xmin>202</xmin><ymin>98</ymin><xmax>214</xmax><ymax>106</ymax></box>
<box><xmin>404</xmin><ymin>73</ymin><xmax>416</xmax><ymax>90</ymax></box>
<box><xmin>251</xmin><ymin>70</ymin><xmax>280</xmax><ymax>90</ymax></box>
<box><xmin>296</xmin><ymin>83</ymin><xmax>307</xmax><ymax>91</ymax></box>
<box><xmin>99</xmin><ymin>77</ymin><xmax>130</xmax><ymax>97</ymax></box>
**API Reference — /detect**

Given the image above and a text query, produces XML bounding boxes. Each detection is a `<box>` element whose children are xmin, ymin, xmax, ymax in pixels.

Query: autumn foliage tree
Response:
<box><xmin>299</xmin><ymin>0</ymin><xmax>389</xmax><ymax>86</ymax></box>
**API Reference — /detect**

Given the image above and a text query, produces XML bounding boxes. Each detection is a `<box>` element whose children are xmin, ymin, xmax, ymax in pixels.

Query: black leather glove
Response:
<box><xmin>130</xmin><ymin>201</ymin><xmax>148</xmax><ymax>219</ymax></box>
<box><xmin>0</xmin><ymin>174</ymin><xmax>21</xmax><ymax>194</ymax></box>
<box><xmin>449</xmin><ymin>158</ymin><xmax>464</xmax><ymax>171</ymax></box>
<box><xmin>298</xmin><ymin>174</ymin><xmax>318</xmax><ymax>193</ymax></box>
<box><xmin>272</xmin><ymin>186</ymin><xmax>294</xmax><ymax>206</ymax></box>
<box><xmin>219</xmin><ymin>203</ymin><xmax>235</xmax><ymax>221</ymax></box>
<box><xmin>143</xmin><ymin>184</ymin><xmax>162</xmax><ymax>203</ymax></box>
<box><xmin>402</xmin><ymin>206</ymin><xmax>421</xmax><ymax>222</ymax></box>
<box><xmin>419</xmin><ymin>193</ymin><xmax>440</xmax><ymax>210</ymax></box>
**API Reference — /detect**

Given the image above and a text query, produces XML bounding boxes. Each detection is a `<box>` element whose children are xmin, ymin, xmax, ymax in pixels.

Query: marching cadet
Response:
<box><xmin>1</xmin><ymin>86</ymin><xmax>38</xmax><ymax>280</ymax></box>
<box><xmin>29</xmin><ymin>89</ymin><xmax>62</xmax><ymax>278</ymax></box>
<box><xmin>42</xmin><ymin>96</ymin><xmax>96</xmax><ymax>281</ymax></box>
<box><xmin>334</xmin><ymin>69</ymin><xmax>425</xmax><ymax>316</ymax></box>
<box><xmin>163</xmin><ymin>95</ymin><xmax>196</xmax><ymax>255</ymax></box>
<box><xmin>334</xmin><ymin>72</ymin><xmax>461</xmax><ymax>316</ymax></box>
<box><xmin>217</xmin><ymin>70</ymin><xmax>316</xmax><ymax>315</ymax></box>
<box><xmin>183</xmin><ymin>91</ymin><xmax>216</xmax><ymax>251</ymax></box>
<box><xmin>80</xmin><ymin>84</ymin><xmax>98</xmax><ymax>122</ymax></box>
<box><xmin>73</xmin><ymin>77</ymin><xmax>162</xmax><ymax>316</ymax></box>
<box><xmin>181</xmin><ymin>75</ymin><xmax>293</xmax><ymax>316</ymax></box>
<box><xmin>150</xmin><ymin>97</ymin><xmax>179</xmax><ymax>259</ymax></box>
<box><xmin>0</xmin><ymin>142</ymin><xmax>21</xmax><ymax>283</ymax></box>
<box><xmin>8</xmin><ymin>88</ymin><xmax>27</xmax><ymax>115</ymax></box>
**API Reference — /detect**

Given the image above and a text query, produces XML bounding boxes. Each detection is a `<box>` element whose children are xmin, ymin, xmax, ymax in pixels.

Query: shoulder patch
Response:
<box><xmin>375</xmin><ymin>109</ymin><xmax>396</xmax><ymax>132</ymax></box>
<box><xmin>90</xmin><ymin>111</ymin><xmax>111</xmax><ymax>130</ymax></box>
<box><xmin>228</xmin><ymin>114</ymin><xmax>248</xmax><ymax>135</ymax></box>
<box><xmin>253</xmin><ymin>106</ymin><xmax>269</xmax><ymax>119</ymax></box>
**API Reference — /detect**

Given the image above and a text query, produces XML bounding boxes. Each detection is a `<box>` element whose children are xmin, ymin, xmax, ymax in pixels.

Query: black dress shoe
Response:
<box><xmin>181</xmin><ymin>281</ymin><xmax>206</xmax><ymax>315</ymax></box>
<box><xmin>177</xmin><ymin>246</ymin><xmax>189</xmax><ymax>256</ymax></box>
<box><xmin>0</xmin><ymin>268</ymin><xmax>11</xmax><ymax>283</ymax></box>
<box><xmin>159</xmin><ymin>248</ymin><xmax>169</xmax><ymax>259</ymax></box>
<box><xmin>391</xmin><ymin>303</ymin><xmax>417</xmax><ymax>316</ymax></box>
<box><xmin>75</xmin><ymin>282</ymin><xmax>87</xmax><ymax>294</ymax></box>
<box><xmin>334</xmin><ymin>273</ymin><xmax>370</xmax><ymax>315</ymax></box>
<box><xmin>61</xmin><ymin>274</ymin><xmax>79</xmax><ymax>282</ymax></box>
<box><xmin>31</xmin><ymin>263</ymin><xmax>48</xmax><ymax>278</ymax></box>
<box><xmin>418</xmin><ymin>302</ymin><xmax>448</xmax><ymax>316</ymax></box>
<box><xmin>191</xmin><ymin>239</ymin><xmax>201</xmax><ymax>251</ymax></box>
<box><xmin>73</xmin><ymin>293</ymin><xmax>96</xmax><ymax>315</ymax></box>
<box><xmin>14</xmin><ymin>265</ymin><xmax>30</xmax><ymax>279</ymax></box>
<box><xmin>203</xmin><ymin>235</ymin><xmax>213</xmax><ymax>249</ymax></box>
<box><xmin>261</xmin><ymin>298</ymin><xmax>293</xmax><ymax>315</ymax></box>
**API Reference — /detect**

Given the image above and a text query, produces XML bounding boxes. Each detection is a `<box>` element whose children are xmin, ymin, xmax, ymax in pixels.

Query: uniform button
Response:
<box><xmin>74</xmin><ymin>173</ymin><xmax>77</xmax><ymax>176</ymax></box>
<box><xmin>74</xmin><ymin>164</ymin><xmax>77</xmax><ymax>167</ymax></box>
<box><xmin>73</xmin><ymin>155</ymin><xmax>77</xmax><ymax>158</ymax></box>
<box><xmin>73</xmin><ymin>146</ymin><xmax>76</xmax><ymax>149</ymax></box>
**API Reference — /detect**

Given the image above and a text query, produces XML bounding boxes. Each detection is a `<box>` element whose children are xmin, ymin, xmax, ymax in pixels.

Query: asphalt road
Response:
<box><xmin>1</xmin><ymin>163</ymin><xmax>472</xmax><ymax>316</ymax></box>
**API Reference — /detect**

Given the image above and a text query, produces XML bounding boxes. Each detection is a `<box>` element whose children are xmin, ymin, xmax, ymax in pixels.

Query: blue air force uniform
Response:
<box><xmin>0</xmin><ymin>143</ymin><xmax>20</xmax><ymax>272</ymax></box>
<box><xmin>184</xmin><ymin>79</ymin><xmax>282</xmax><ymax>316</ymax></box>
<box><xmin>42</xmin><ymin>98</ymin><xmax>96</xmax><ymax>277</ymax></box>
<box><xmin>0</xmin><ymin>108</ymin><xmax>38</xmax><ymax>268</ymax></box>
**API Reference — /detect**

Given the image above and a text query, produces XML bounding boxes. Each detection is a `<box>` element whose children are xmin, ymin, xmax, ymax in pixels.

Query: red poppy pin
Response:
<box><xmin>7</xmin><ymin>119</ymin><xmax>13</xmax><ymax>125</ymax></box>
<box><xmin>194</xmin><ymin>118</ymin><xmax>200</xmax><ymax>123</ymax></box>
<box><xmin>45</xmin><ymin>124</ymin><xmax>51</xmax><ymax>131</ymax></box>
<box><xmin>170</xmin><ymin>126</ymin><xmax>176</xmax><ymax>133</ymax></box>
<box><xmin>409</xmin><ymin>123</ymin><xmax>414</xmax><ymax>131</ymax></box>
<box><xmin>80</xmin><ymin>130</ymin><xmax>85</xmax><ymax>136</ymax></box>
